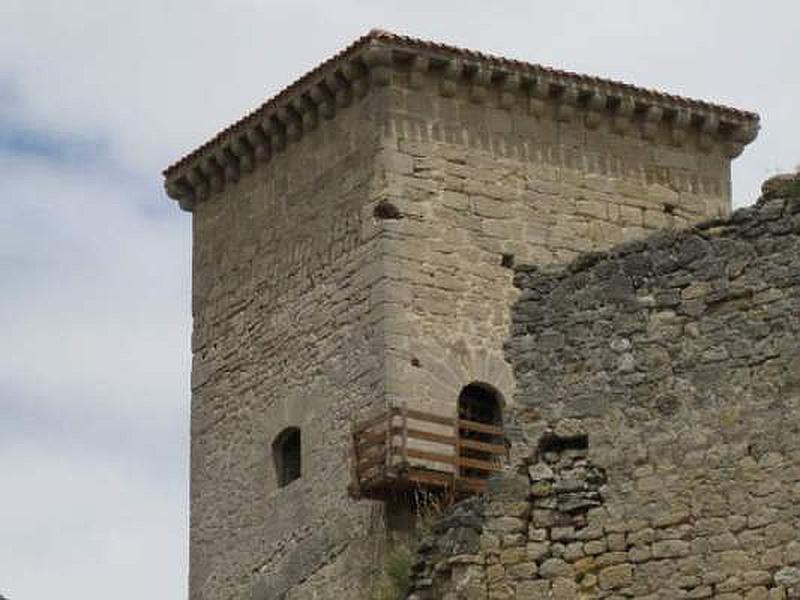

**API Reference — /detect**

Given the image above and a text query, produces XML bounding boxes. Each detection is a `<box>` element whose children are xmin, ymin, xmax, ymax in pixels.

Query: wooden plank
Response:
<box><xmin>406</xmin><ymin>447</ymin><xmax>457</xmax><ymax>467</ymax></box>
<box><xmin>403</xmin><ymin>408</ymin><xmax>456</xmax><ymax>427</ymax></box>
<box><xmin>459</xmin><ymin>475</ymin><xmax>490</xmax><ymax>489</ymax></box>
<box><xmin>357</xmin><ymin>450</ymin><xmax>387</xmax><ymax>472</ymax></box>
<box><xmin>405</xmin><ymin>468</ymin><xmax>452</xmax><ymax>488</ymax></box>
<box><xmin>458</xmin><ymin>438</ymin><xmax>507</xmax><ymax>455</ymax></box>
<box><xmin>405</xmin><ymin>427</ymin><xmax>457</xmax><ymax>447</ymax></box>
<box><xmin>456</xmin><ymin>477</ymin><xmax>489</xmax><ymax>493</ymax></box>
<box><xmin>357</xmin><ymin>428</ymin><xmax>390</xmax><ymax>450</ymax></box>
<box><xmin>458</xmin><ymin>455</ymin><xmax>504</xmax><ymax>472</ymax></box>
<box><xmin>405</xmin><ymin>448</ymin><xmax>503</xmax><ymax>473</ymax></box>
<box><xmin>457</xmin><ymin>418</ymin><xmax>504</xmax><ymax>436</ymax></box>
<box><xmin>453</xmin><ymin>416</ymin><xmax>462</xmax><ymax>479</ymax></box>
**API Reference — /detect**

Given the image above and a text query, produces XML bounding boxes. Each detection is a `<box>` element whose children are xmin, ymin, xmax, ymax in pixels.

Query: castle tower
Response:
<box><xmin>163</xmin><ymin>30</ymin><xmax>758</xmax><ymax>599</ymax></box>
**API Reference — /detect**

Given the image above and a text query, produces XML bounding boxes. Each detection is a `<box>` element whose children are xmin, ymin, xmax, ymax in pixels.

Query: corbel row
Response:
<box><xmin>166</xmin><ymin>41</ymin><xmax>759</xmax><ymax>211</ymax></box>
<box><xmin>412</xmin><ymin>54</ymin><xmax>758</xmax><ymax>159</ymax></box>
<box><xmin>165</xmin><ymin>41</ymin><xmax>394</xmax><ymax>210</ymax></box>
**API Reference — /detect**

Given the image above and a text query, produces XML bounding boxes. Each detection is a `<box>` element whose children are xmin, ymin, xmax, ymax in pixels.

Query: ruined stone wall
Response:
<box><xmin>407</xmin><ymin>176</ymin><xmax>800</xmax><ymax>599</ymax></box>
<box><xmin>189</xmin><ymin>88</ymin><xmax>396</xmax><ymax>600</ymax></box>
<box><xmin>377</xmin><ymin>69</ymin><xmax>735</xmax><ymax>421</ymax></box>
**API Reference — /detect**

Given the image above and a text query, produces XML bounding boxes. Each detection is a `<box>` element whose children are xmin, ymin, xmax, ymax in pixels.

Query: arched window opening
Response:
<box><xmin>273</xmin><ymin>427</ymin><xmax>301</xmax><ymax>488</ymax></box>
<box><xmin>458</xmin><ymin>383</ymin><xmax>505</xmax><ymax>479</ymax></box>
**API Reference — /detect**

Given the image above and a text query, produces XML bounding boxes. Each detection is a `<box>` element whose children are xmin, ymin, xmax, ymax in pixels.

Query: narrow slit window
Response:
<box><xmin>273</xmin><ymin>427</ymin><xmax>301</xmax><ymax>487</ymax></box>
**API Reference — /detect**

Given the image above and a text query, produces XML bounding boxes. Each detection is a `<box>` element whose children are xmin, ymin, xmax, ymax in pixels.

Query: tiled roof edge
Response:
<box><xmin>163</xmin><ymin>29</ymin><xmax>760</xmax><ymax>210</ymax></box>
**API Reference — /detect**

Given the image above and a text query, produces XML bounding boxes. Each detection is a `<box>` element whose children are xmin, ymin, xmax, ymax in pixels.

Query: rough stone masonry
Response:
<box><xmin>406</xmin><ymin>173</ymin><xmax>800</xmax><ymax>599</ymax></box>
<box><xmin>162</xmin><ymin>30</ymin><xmax>761</xmax><ymax>599</ymax></box>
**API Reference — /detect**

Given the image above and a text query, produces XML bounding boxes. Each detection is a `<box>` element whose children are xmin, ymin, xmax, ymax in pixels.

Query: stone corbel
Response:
<box><xmin>246</xmin><ymin>126</ymin><xmax>271</xmax><ymax>163</ymax></box>
<box><xmin>408</xmin><ymin>54</ymin><xmax>429</xmax><ymax>90</ymax></box>
<box><xmin>165</xmin><ymin>178</ymin><xmax>196</xmax><ymax>211</ymax></box>
<box><xmin>309</xmin><ymin>83</ymin><xmax>336</xmax><ymax>120</ymax></box>
<box><xmin>231</xmin><ymin>136</ymin><xmax>255</xmax><ymax>173</ymax></box>
<box><xmin>499</xmin><ymin>72</ymin><xmax>521</xmax><ymax>110</ymax></box>
<box><xmin>292</xmin><ymin>96</ymin><xmax>317</xmax><ymax>132</ymax></box>
<box><xmin>341</xmin><ymin>62</ymin><xmax>368</xmax><ymax>99</ymax></box>
<box><xmin>671</xmin><ymin>109</ymin><xmax>691</xmax><ymax>146</ymax></box>
<box><xmin>528</xmin><ymin>78</ymin><xmax>550</xmax><ymax>118</ymax></box>
<box><xmin>724</xmin><ymin>121</ymin><xmax>759</xmax><ymax>158</ymax></box>
<box><xmin>440</xmin><ymin>58</ymin><xmax>462</xmax><ymax>98</ymax></box>
<box><xmin>556</xmin><ymin>84</ymin><xmax>579</xmax><ymax>122</ymax></box>
<box><xmin>276</xmin><ymin>107</ymin><xmax>302</xmax><ymax>143</ymax></box>
<box><xmin>698</xmin><ymin>113</ymin><xmax>719</xmax><ymax>152</ymax></box>
<box><xmin>469</xmin><ymin>65</ymin><xmax>492</xmax><ymax>103</ymax></box>
<box><xmin>584</xmin><ymin>90</ymin><xmax>607</xmax><ymax>130</ymax></box>
<box><xmin>187</xmin><ymin>168</ymin><xmax>210</xmax><ymax>202</ymax></box>
<box><xmin>733</xmin><ymin>121</ymin><xmax>759</xmax><ymax>145</ymax></box>
<box><xmin>327</xmin><ymin>73</ymin><xmax>352</xmax><ymax>109</ymax></box>
<box><xmin>264</xmin><ymin>117</ymin><xmax>287</xmax><ymax>153</ymax></box>
<box><xmin>641</xmin><ymin>105</ymin><xmax>664</xmax><ymax>141</ymax></box>
<box><xmin>612</xmin><ymin>96</ymin><xmax>635</xmax><ymax>134</ymax></box>
<box><xmin>361</xmin><ymin>44</ymin><xmax>393</xmax><ymax>86</ymax></box>
<box><xmin>217</xmin><ymin>148</ymin><xmax>240</xmax><ymax>184</ymax></box>
<box><xmin>201</xmin><ymin>156</ymin><xmax>225</xmax><ymax>193</ymax></box>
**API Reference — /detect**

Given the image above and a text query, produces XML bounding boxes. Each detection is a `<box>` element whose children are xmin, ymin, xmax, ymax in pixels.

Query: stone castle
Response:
<box><xmin>163</xmin><ymin>30</ymin><xmax>799</xmax><ymax>599</ymax></box>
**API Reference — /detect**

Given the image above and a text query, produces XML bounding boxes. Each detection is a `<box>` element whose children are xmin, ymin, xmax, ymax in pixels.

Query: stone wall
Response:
<box><xmin>406</xmin><ymin>174</ymin><xmax>800</xmax><ymax>599</ymax></box>
<box><xmin>189</xmin><ymin>87</ymin><xmax>396</xmax><ymax>600</ymax></box>
<box><xmin>377</xmin><ymin>68</ymin><xmax>735</xmax><ymax>422</ymax></box>
<box><xmin>179</xmin><ymin>35</ymin><xmax>759</xmax><ymax>599</ymax></box>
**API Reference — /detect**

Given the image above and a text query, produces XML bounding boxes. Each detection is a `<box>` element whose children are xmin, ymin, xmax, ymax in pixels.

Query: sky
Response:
<box><xmin>1</xmin><ymin>1</ymin><xmax>798</xmax><ymax>598</ymax></box>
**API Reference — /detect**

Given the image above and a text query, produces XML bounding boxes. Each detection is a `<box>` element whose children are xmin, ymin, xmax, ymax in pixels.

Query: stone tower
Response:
<box><xmin>163</xmin><ymin>30</ymin><xmax>758</xmax><ymax>599</ymax></box>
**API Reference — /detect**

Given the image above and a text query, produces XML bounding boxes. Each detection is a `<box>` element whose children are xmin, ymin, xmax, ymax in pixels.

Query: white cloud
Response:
<box><xmin>0</xmin><ymin>153</ymin><xmax>190</xmax><ymax>420</ymax></box>
<box><xmin>0</xmin><ymin>144</ymin><xmax>189</xmax><ymax>599</ymax></box>
<box><xmin>0</xmin><ymin>441</ymin><xmax>186</xmax><ymax>600</ymax></box>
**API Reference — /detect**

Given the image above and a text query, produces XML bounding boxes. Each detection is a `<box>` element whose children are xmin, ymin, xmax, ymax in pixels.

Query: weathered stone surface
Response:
<box><xmin>598</xmin><ymin>563</ymin><xmax>633</xmax><ymax>590</ymax></box>
<box><xmin>172</xmin><ymin>29</ymin><xmax>771</xmax><ymax>600</ymax></box>
<box><xmin>775</xmin><ymin>567</ymin><xmax>800</xmax><ymax>587</ymax></box>
<box><xmin>407</xmin><ymin>178</ymin><xmax>799</xmax><ymax>600</ymax></box>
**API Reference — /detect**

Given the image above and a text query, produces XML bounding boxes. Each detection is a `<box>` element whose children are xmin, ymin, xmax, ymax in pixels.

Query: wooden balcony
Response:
<box><xmin>349</xmin><ymin>405</ymin><xmax>507</xmax><ymax>501</ymax></box>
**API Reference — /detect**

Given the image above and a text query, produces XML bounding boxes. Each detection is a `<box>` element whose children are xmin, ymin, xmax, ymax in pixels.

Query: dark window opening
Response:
<box><xmin>663</xmin><ymin>202</ymin><xmax>676</xmax><ymax>215</ymax></box>
<box><xmin>273</xmin><ymin>427</ymin><xmax>301</xmax><ymax>488</ymax></box>
<box><xmin>373</xmin><ymin>200</ymin><xmax>403</xmax><ymax>220</ymax></box>
<box><xmin>457</xmin><ymin>383</ymin><xmax>505</xmax><ymax>479</ymax></box>
<box><xmin>501</xmin><ymin>253</ymin><xmax>515</xmax><ymax>269</ymax></box>
<box><xmin>538</xmin><ymin>432</ymin><xmax>588</xmax><ymax>454</ymax></box>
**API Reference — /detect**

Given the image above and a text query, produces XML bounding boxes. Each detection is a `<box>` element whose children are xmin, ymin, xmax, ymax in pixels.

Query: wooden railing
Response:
<box><xmin>350</xmin><ymin>405</ymin><xmax>507</xmax><ymax>499</ymax></box>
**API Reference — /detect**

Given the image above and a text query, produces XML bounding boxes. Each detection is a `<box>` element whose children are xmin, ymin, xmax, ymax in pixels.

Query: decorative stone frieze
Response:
<box><xmin>163</xmin><ymin>29</ymin><xmax>759</xmax><ymax>212</ymax></box>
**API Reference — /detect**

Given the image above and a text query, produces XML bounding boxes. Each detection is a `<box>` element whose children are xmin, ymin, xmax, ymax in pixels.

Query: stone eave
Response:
<box><xmin>163</xmin><ymin>29</ymin><xmax>760</xmax><ymax>212</ymax></box>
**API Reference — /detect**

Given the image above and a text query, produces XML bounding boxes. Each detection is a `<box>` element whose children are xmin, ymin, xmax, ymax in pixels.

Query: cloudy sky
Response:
<box><xmin>1</xmin><ymin>1</ymin><xmax>798</xmax><ymax>598</ymax></box>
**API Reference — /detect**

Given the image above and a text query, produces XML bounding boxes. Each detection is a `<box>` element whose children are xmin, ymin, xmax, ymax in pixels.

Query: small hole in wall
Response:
<box><xmin>411</xmin><ymin>357</ymin><xmax>421</xmax><ymax>367</ymax></box>
<box><xmin>501</xmin><ymin>253</ymin><xmax>515</xmax><ymax>269</ymax></box>
<box><xmin>374</xmin><ymin>200</ymin><xmax>403</xmax><ymax>220</ymax></box>
<box><xmin>663</xmin><ymin>203</ymin><xmax>676</xmax><ymax>215</ymax></box>
<box><xmin>538</xmin><ymin>433</ymin><xmax>589</xmax><ymax>454</ymax></box>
